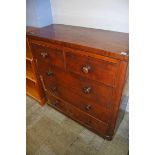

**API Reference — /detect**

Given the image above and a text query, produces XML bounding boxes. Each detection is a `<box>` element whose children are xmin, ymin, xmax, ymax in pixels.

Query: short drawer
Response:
<box><xmin>31</xmin><ymin>43</ymin><xmax>64</xmax><ymax>69</ymax></box>
<box><xmin>47</xmin><ymin>92</ymin><xmax>66</xmax><ymax>113</ymax></box>
<box><xmin>66</xmin><ymin>103</ymin><xmax>109</xmax><ymax>137</ymax></box>
<box><xmin>65</xmin><ymin>51</ymin><xmax>118</xmax><ymax>87</ymax></box>
<box><xmin>41</xmin><ymin>66</ymin><xmax>113</xmax><ymax>108</ymax></box>
<box><xmin>47</xmin><ymin>84</ymin><xmax>112</xmax><ymax>123</ymax></box>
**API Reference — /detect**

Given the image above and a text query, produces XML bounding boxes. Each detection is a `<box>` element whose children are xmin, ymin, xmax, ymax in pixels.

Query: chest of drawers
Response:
<box><xmin>27</xmin><ymin>24</ymin><xmax>129</xmax><ymax>140</ymax></box>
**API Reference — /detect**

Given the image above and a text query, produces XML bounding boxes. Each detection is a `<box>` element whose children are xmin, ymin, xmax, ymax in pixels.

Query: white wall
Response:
<box><xmin>50</xmin><ymin>0</ymin><xmax>128</xmax><ymax>33</ymax></box>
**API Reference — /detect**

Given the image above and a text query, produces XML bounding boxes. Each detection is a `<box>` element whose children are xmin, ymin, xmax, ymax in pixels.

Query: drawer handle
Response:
<box><xmin>82</xmin><ymin>65</ymin><xmax>91</xmax><ymax>74</ymax></box>
<box><xmin>85</xmin><ymin>119</ymin><xmax>91</xmax><ymax>125</ymax></box>
<box><xmin>83</xmin><ymin>86</ymin><xmax>92</xmax><ymax>94</ymax></box>
<box><xmin>85</xmin><ymin>104</ymin><xmax>92</xmax><ymax>111</ymax></box>
<box><xmin>51</xmin><ymin>86</ymin><xmax>57</xmax><ymax>92</ymax></box>
<box><xmin>53</xmin><ymin>100</ymin><xmax>59</xmax><ymax>106</ymax></box>
<box><xmin>46</xmin><ymin>70</ymin><xmax>53</xmax><ymax>76</ymax></box>
<box><xmin>69</xmin><ymin>111</ymin><xmax>74</xmax><ymax>116</ymax></box>
<box><xmin>41</xmin><ymin>52</ymin><xmax>48</xmax><ymax>58</ymax></box>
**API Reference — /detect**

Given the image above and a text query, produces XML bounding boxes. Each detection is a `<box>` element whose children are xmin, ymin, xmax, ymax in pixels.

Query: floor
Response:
<box><xmin>26</xmin><ymin>95</ymin><xmax>129</xmax><ymax>155</ymax></box>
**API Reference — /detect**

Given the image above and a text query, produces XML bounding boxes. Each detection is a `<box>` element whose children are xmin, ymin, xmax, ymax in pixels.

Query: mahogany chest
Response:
<box><xmin>27</xmin><ymin>24</ymin><xmax>129</xmax><ymax>140</ymax></box>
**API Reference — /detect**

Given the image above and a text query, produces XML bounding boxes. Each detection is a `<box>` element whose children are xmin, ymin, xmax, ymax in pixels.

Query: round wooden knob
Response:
<box><xmin>51</xmin><ymin>86</ymin><xmax>57</xmax><ymax>92</ymax></box>
<box><xmin>41</xmin><ymin>52</ymin><xmax>48</xmax><ymax>58</ymax></box>
<box><xmin>85</xmin><ymin>104</ymin><xmax>92</xmax><ymax>111</ymax></box>
<box><xmin>46</xmin><ymin>70</ymin><xmax>53</xmax><ymax>76</ymax></box>
<box><xmin>85</xmin><ymin>119</ymin><xmax>91</xmax><ymax>125</ymax></box>
<box><xmin>83</xmin><ymin>86</ymin><xmax>92</xmax><ymax>94</ymax></box>
<box><xmin>53</xmin><ymin>100</ymin><xmax>59</xmax><ymax>106</ymax></box>
<box><xmin>82</xmin><ymin>65</ymin><xmax>91</xmax><ymax>74</ymax></box>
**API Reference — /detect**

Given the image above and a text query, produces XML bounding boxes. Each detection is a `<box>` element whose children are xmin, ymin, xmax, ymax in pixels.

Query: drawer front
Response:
<box><xmin>66</xmin><ymin>51</ymin><xmax>118</xmax><ymax>87</ymax></box>
<box><xmin>31</xmin><ymin>43</ymin><xmax>64</xmax><ymax>69</ymax></box>
<box><xmin>41</xmin><ymin>66</ymin><xmax>113</xmax><ymax>108</ymax></box>
<box><xmin>67</xmin><ymin>103</ymin><xmax>109</xmax><ymax>137</ymax></box>
<box><xmin>47</xmin><ymin>92</ymin><xmax>66</xmax><ymax>113</ymax></box>
<box><xmin>47</xmin><ymin>84</ymin><xmax>112</xmax><ymax>123</ymax></box>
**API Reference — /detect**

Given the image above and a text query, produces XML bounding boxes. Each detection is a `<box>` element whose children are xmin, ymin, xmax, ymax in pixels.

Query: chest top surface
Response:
<box><xmin>27</xmin><ymin>24</ymin><xmax>129</xmax><ymax>60</ymax></box>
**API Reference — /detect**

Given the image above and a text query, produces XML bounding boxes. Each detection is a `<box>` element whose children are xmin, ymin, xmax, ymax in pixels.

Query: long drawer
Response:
<box><xmin>67</xmin><ymin>102</ymin><xmax>109</xmax><ymax>137</ymax></box>
<box><xmin>47</xmin><ymin>92</ymin><xmax>109</xmax><ymax>137</ymax></box>
<box><xmin>40</xmin><ymin>65</ymin><xmax>113</xmax><ymax>108</ymax></box>
<box><xmin>47</xmin><ymin>84</ymin><xmax>112</xmax><ymax>123</ymax></box>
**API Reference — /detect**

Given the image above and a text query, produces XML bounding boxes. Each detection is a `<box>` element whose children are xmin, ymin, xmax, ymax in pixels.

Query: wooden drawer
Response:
<box><xmin>67</xmin><ymin>103</ymin><xmax>109</xmax><ymax>137</ymax></box>
<box><xmin>41</xmin><ymin>66</ymin><xmax>113</xmax><ymax>108</ymax></box>
<box><xmin>65</xmin><ymin>51</ymin><xmax>118</xmax><ymax>87</ymax></box>
<box><xmin>31</xmin><ymin>43</ymin><xmax>64</xmax><ymax>69</ymax></box>
<box><xmin>47</xmin><ymin>84</ymin><xmax>112</xmax><ymax>123</ymax></box>
<box><xmin>47</xmin><ymin>92</ymin><xmax>66</xmax><ymax>113</ymax></box>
